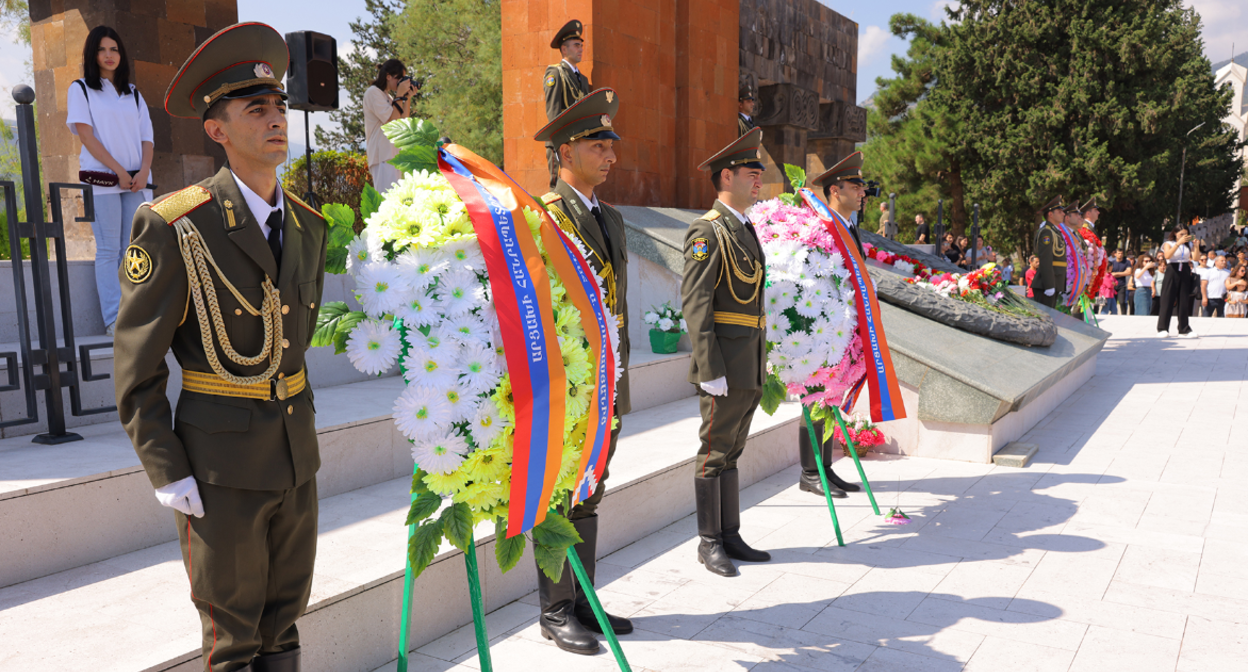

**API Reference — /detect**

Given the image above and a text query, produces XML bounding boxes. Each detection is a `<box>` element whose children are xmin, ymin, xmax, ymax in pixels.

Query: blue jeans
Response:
<box><xmin>1102</xmin><ymin>298</ymin><xmax>1118</xmax><ymax>314</ymax></box>
<box><xmin>92</xmin><ymin>190</ymin><xmax>149</xmax><ymax>327</ymax></box>
<box><xmin>1134</xmin><ymin>287</ymin><xmax>1152</xmax><ymax>316</ymax></box>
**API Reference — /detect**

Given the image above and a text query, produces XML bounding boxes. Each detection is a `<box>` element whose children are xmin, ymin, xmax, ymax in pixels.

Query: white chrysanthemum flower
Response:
<box><xmin>354</xmin><ymin>261</ymin><xmax>411</xmax><ymax>317</ymax></box>
<box><xmin>403</xmin><ymin>344</ymin><xmax>461</xmax><ymax>390</ymax></box>
<box><xmin>345</xmin><ymin>232</ymin><xmax>376</xmax><ymax>273</ymax></box>
<box><xmin>643</xmin><ymin>311</ymin><xmax>660</xmax><ymax>325</ymax></box>
<box><xmin>807</xmin><ymin>251</ymin><xmax>833</xmax><ymax>277</ymax></box>
<box><xmin>395</xmin><ymin>293</ymin><xmax>442</xmax><ymax>330</ymax></box>
<box><xmin>657</xmin><ymin>317</ymin><xmax>674</xmax><ymax>332</ymax></box>
<box><xmin>489</xmin><ymin>323</ymin><xmax>508</xmax><ymax>370</ymax></box>
<box><xmin>393</xmin><ymin>385</ymin><xmax>454</xmax><ymax>440</ymax></box>
<box><xmin>345</xmin><ymin>319</ymin><xmax>402</xmax><ymax>375</ymax></box>
<box><xmin>469</xmin><ymin>398</ymin><xmax>509</xmax><ymax>448</ymax></box>
<box><xmin>765</xmin><ymin>312</ymin><xmax>791</xmax><ymax>341</ymax></box>
<box><xmin>458</xmin><ymin>341</ymin><xmax>502</xmax><ymax>396</ymax></box>
<box><xmin>893</xmin><ymin>260</ymin><xmax>915</xmax><ymax>276</ymax></box>
<box><xmin>439</xmin><ymin>314</ymin><xmax>487</xmax><ymax>345</ymax></box>
<box><xmin>793</xmin><ymin>291</ymin><xmax>822</xmax><ymax>319</ymax></box>
<box><xmin>411</xmin><ymin>433</ymin><xmax>469</xmax><ymax>475</ymax></box>
<box><xmin>438</xmin><ymin>269</ymin><xmax>486</xmax><ymax>317</ymax></box>
<box><xmin>442</xmin><ymin>237</ymin><xmax>486</xmax><ymax>272</ymax></box>
<box><xmin>443</xmin><ymin>383</ymin><xmax>480</xmax><ymax>423</ymax></box>
<box><xmin>395</xmin><ymin>248</ymin><xmax>448</xmax><ymax>294</ymax></box>
<box><xmin>766</xmin><ymin>280</ymin><xmax>798</xmax><ymax>312</ymax></box>
<box><xmin>603</xmin><ymin>310</ymin><xmax>624</xmax><ymax>381</ymax></box>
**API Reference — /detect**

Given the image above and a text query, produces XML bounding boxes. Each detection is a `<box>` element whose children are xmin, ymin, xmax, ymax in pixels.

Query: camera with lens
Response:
<box><xmin>864</xmin><ymin>180</ymin><xmax>882</xmax><ymax>198</ymax></box>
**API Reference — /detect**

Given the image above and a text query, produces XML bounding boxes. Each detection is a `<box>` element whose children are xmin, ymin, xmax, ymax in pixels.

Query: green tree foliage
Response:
<box><xmin>863</xmin><ymin>14</ymin><xmax>971</xmax><ymax>242</ymax></box>
<box><xmin>391</xmin><ymin>0</ymin><xmax>503</xmax><ymax>165</ymax></box>
<box><xmin>315</xmin><ymin>0</ymin><xmax>405</xmax><ymax>152</ymax></box>
<box><xmin>280</xmin><ymin>150</ymin><xmax>373</xmax><ymax>230</ymax></box>
<box><xmin>938</xmin><ymin>0</ymin><xmax>1244</xmax><ymax>255</ymax></box>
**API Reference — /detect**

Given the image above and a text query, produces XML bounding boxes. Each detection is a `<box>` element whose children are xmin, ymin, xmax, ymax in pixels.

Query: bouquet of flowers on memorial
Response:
<box><xmin>862</xmin><ymin>243</ymin><xmax>932</xmax><ymax>280</ymax></box>
<box><xmin>748</xmin><ymin>197</ymin><xmax>867</xmax><ymax>431</ymax></box>
<box><xmin>643</xmin><ymin>302</ymin><xmax>687</xmax><ymax>334</ymax></box>
<box><xmin>831</xmin><ymin>413</ymin><xmax>885</xmax><ymax>457</ymax></box>
<box><xmin>904</xmin><ymin>263</ymin><xmax>1037</xmax><ymax>318</ymax></box>
<box><xmin>312</xmin><ymin>119</ymin><xmax>619</xmax><ymax>581</ymax></box>
<box><xmin>1078</xmin><ymin>228</ymin><xmax>1107</xmax><ymax>303</ymax></box>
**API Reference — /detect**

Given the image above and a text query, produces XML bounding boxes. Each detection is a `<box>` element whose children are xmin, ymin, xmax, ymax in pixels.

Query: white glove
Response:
<box><xmin>1044</xmin><ymin>288</ymin><xmax>1055</xmax><ymax>297</ymax></box>
<box><xmin>155</xmin><ymin>476</ymin><xmax>205</xmax><ymax>518</ymax></box>
<box><xmin>699</xmin><ymin>376</ymin><xmax>728</xmax><ymax>397</ymax></box>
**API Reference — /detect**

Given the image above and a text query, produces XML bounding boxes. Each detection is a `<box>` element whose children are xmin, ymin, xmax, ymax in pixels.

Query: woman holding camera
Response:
<box><xmin>67</xmin><ymin>26</ymin><xmax>153</xmax><ymax>337</ymax></box>
<box><xmin>1156</xmin><ymin>227</ymin><xmax>1200</xmax><ymax>337</ymax></box>
<box><xmin>364</xmin><ymin>59</ymin><xmax>415</xmax><ymax>194</ymax></box>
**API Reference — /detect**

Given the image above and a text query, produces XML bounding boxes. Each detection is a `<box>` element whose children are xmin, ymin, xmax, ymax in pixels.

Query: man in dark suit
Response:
<box><xmin>533</xmin><ymin>88</ymin><xmax>633</xmax><ymax>655</ymax></box>
<box><xmin>115</xmin><ymin>22</ymin><xmax>327</xmax><ymax>672</ymax></box>
<box><xmin>544</xmin><ymin>19</ymin><xmax>592</xmax><ymax>189</ymax></box>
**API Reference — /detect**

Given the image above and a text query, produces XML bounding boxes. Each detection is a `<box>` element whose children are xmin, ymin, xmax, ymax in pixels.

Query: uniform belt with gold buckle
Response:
<box><xmin>713</xmin><ymin>311</ymin><xmax>766</xmax><ymax>329</ymax></box>
<box><xmin>182</xmin><ymin>369</ymin><xmax>307</xmax><ymax>401</ymax></box>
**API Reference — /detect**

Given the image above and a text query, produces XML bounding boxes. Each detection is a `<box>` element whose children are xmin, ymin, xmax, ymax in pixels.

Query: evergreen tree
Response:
<box><xmin>939</xmin><ymin>0</ymin><xmax>1244</xmax><ymax>255</ymax></box>
<box><xmin>392</xmin><ymin>0</ymin><xmax>503</xmax><ymax>165</ymax></box>
<box><xmin>315</xmin><ymin>0</ymin><xmax>405</xmax><ymax>152</ymax></box>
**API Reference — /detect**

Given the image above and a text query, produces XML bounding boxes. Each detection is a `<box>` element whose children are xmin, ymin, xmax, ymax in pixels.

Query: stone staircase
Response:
<box><xmin>0</xmin><ymin>344</ymin><xmax>802</xmax><ymax>672</ymax></box>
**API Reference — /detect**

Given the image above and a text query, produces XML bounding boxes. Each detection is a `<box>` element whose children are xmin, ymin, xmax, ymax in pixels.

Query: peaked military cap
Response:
<box><xmin>165</xmin><ymin>22</ymin><xmax>288</xmax><ymax>119</ymax></box>
<box><xmin>739</xmin><ymin>82</ymin><xmax>756</xmax><ymax>101</ymax></box>
<box><xmin>811</xmin><ymin>151</ymin><xmax>865</xmax><ymax>187</ymax></box>
<box><xmin>551</xmin><ymin>20</ymin><xmax>584</xmax><ymax>49</ymax></box>
<box><xmin>534</xmin><ymin>88</ymin><xmax>620</xmax><ymax>146</ymax></box>
<box><xmin>698</xmin><ymin>127</ymin><xmax>765</xmax><ymax>173</ymax></box>
<box><xmin>1039</xmin><ymin>196</ymin><xmax>1066</xmax><ymax>214</ymax></box>
<box><xmin>1080</xmin><ymin>197</ymin><xmax>1105</xmax><ymax>214</ymax></box>
<box><xmin>1063</xmin><ymin>200</ymin><xmax>1082</xmax><ymax>213</ymax></box>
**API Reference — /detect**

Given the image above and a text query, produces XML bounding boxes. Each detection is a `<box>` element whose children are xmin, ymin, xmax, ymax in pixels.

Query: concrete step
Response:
<box><xmin>0</xmin><ymin>349</ymin><xmax>694</xmax><ymax>588</ymax></box>
<box><xmin>0</xmin><ymin>396</ymin><xmax>803</xmax><ymax>672</ymax></box>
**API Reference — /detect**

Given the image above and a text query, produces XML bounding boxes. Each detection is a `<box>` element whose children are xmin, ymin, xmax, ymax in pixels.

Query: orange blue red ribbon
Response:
<box><xmin>799</xmin><ymin>188</ymin><xmax>906</xmax><ymax>423</ymax></box>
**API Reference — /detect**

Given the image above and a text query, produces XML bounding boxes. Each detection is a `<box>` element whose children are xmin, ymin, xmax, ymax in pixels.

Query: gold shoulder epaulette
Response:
<box><xmin>541</xmin><ymin>192</ymin><xmax>563</xmax><ymax>205</ymax></box>
<box><xmin>697</xmin><ymin>210</ymin><xmax>719</xmax><ymax>221</ymax></box>
<box><xmin>283</xmin><ymin>189</ymin><xmax>324</xmax><ymax>219</ymax></box>
<box><xmin>150</xmin><ymin>185</ymin><xmax>211</xmax><ymax>224</ymax></box>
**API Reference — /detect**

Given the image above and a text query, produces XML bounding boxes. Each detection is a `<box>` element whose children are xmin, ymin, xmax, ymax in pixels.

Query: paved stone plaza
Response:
<box><xmin>377</xmin><ymin>315</ymin><xmax>1247</xmax><ymax>672</ymax></box>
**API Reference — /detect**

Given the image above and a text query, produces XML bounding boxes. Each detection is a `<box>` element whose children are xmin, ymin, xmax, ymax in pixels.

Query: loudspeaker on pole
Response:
<box><xmin>285</xmin><ymin>30</ymin><xmax>339</xmax><ymax>112</ymax></box>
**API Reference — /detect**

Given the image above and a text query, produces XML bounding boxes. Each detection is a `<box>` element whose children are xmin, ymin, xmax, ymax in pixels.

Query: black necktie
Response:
<box><xmin>590</xmin><ymin>206</ymin><xmax>614</xmax><ymax>258</ymax></box>
<box><xmin>266</xmin><ymin>209</ymin><xmax>283</xmax><ymax>272</ymax></box>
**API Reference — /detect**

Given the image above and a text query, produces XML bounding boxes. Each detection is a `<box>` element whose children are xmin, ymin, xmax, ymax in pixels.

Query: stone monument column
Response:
<box><xmin>28</xmin><ymin>0</ymin><xmax>237</xmax><ymax>259</ymax></box>
<box><xmin>807</xmin><ymin>101</ymin><xmax>866</xmax><ymax>176</ymax></box>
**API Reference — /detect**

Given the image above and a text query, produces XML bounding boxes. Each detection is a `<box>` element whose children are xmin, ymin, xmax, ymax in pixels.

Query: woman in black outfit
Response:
<box><xmin>942</xmin><ymin>232</ymin><xmax>961</xmax><ymax>266</ymax></box>
<box><xmin>1156</xmin><ymin>226</ymin><xmax>1200</xmax><ymax>338</ymax></box>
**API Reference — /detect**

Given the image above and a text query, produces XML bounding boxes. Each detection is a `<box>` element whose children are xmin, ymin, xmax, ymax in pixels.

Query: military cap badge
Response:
<box><xmin>692</xmin><ymin>237</ymin><xmax>710</xmax><ymax>261</ymax></box>
<box><xmin>254</xmin><ymin>62</ymin><xmax>274</xmax><ymax>79</ymax></box>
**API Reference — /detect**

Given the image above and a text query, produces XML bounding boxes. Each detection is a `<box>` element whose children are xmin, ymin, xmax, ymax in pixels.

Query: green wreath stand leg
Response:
<box><xmin>567</xmin><ymin>547</ymin><xmax>633</xmax><ymax>671</ymax></box>
<box><xmin>398</xmin><ymin>464</ymin><xmax>494</xmax><ymax>672</ymax></box>
<box><xmin>830</xmin><ymin>407</ymin><xmax>881</xmax><ymax>515</ymax></box>
<box><xmin>804</xmin><ymin>406</ymin><xmax>844</xmax><ymax>547</ymax></box>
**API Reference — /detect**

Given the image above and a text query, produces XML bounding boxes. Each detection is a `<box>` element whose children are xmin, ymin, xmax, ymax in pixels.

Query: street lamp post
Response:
<box><xmin>1176</xmin><ymin>121</ymin><xmax>1208</xmax><ymax>230</ymax></box>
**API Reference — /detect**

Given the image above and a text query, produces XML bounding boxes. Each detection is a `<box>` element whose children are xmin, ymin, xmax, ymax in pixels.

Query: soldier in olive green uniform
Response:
<box><xmin>738</xmin><ymin>84</ymin><xmax>757</xmax><ymax>137</ymax></box>
<box><xmin>531</xmin><ymin>88</ymin><xmax>632</xmax><ymax>654</ymax></box>
<box><xmin>682</xmin><ymin>128</ymin><xmax>771</xmax><ymax>578</ymax></box>
<box><xmin>544</xmin><ymin>20</ymin><xmax>592</xmax><ymax>190</ymax></box>
<box><xmin>114</xmin><ymin>23</ymin><xmax>327</xmax><ymax>672</ymax></box>
<box><xmin>1033</xmin><ymin>196</ymin><xmax>1068</xmax><ymax>309</ymax></box>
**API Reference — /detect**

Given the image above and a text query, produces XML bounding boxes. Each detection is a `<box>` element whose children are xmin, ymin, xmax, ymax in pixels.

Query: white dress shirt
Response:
<box><xmin>231</xmin><ymin>171</ymin><xmax>284</xmax><ymax>244</ymax></box>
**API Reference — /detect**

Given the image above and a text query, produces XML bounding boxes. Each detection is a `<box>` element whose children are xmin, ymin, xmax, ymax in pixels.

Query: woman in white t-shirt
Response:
<box><xmin>1132</xmin><ymin>253</ymin><xmax>1156</xmax><ymax>316</ymax></box>
<box><xmin>363</xmin><ymin>59</ymin><xmax>416</xmax><ymax>194</ymax></box>
<box><xmin>66</xmin><ymin>26</ymin><xmax>153</xmax><ymax>335</ymax></box>
<box><xmin>1156</xmin><ymin>226</ymin><xmax>1200</xmax><ymax>337</ymax></box>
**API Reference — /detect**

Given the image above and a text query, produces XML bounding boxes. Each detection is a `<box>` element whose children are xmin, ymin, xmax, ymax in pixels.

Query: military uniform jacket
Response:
<box><xmin>544</xmin><ymin>61</ymin><xmax>591</xmax><ymax>124</ymax></box>
<box><xmin>1033</xmin><ymin>222</ymin><xmax>1067</xmax><ymax>296</ymax></box>
<box><xmin>115</xmin><ymin>167</ymin><xmax>328</xmax><ymax>492</ymax></box>
<box><xmin>681</xmin><ymin>201</ymin><xmax>767</xmax><ymax>390</ymax></box>
<box><xmin>543</xmin><ymin>180</ymin><xmax>631</xmax><ymax>414</ymax></box>
<box><xmin>737</xmin><ymin>114</ymin><xmax>754</xmax><ymax>137</ymax></box>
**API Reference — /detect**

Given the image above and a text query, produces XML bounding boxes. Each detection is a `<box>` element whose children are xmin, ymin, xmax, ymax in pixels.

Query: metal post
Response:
<box><xmin>303</xmin><ymin>110</ymin><xmax>317</xmax><ymax>210</ymax></box>
<box><xmin>970</xmin><ymin>203</ymin><xmax>981</xmax><ymax>268</ymax></box>
<box><xmin>1177</xmin><ymin>121</ymin><xmax>1208</xmax><ymax>230</ymax></box>
<box><xmin>13</xmin><ymin>85</ymin><xmax>81</xmax><ymax>444</ymax></box>
<box><xmin>935</xmin><ymin>199</ymin><xmax>944</xmax><ymax>252</ymax></box>
<box><xmin>888</xmin><ymin>192</ymin><xmax>896</xmax><ymax>240</ymax></box>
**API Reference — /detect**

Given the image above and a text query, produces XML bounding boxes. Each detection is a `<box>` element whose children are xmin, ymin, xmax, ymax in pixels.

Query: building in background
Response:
<box><xmin>1214</xmin><ymin>52</ymin><xmax>1248</xmax><ymax>213</ymax></box>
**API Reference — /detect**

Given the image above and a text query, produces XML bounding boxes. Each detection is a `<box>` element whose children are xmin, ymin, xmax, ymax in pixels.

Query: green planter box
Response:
<box><xmin>649</xmin><ymin>329</ymin><xmax>681</xmax><ymax>354</ymax></box>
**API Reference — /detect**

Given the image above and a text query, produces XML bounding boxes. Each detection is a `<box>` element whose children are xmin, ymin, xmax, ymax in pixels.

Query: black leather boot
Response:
<box><xmin>798</xmin><ymin>421</ymin><xmax>847</xmax><ymax>498</ymax></box>
<box><xmin>537</xmin><ymin>550</ymin><xmax>600</xmax><ymax>654</ymax></box>
<box><xmin>570</xmin><ymin>515</ymin><xmax>634</xmax><ymax>635</ymax></box>
<box><xmin>252</xmin><ymin>647</ymin><xmax>299</xmax><ymax>672</ymax></box>
<box><xmin>694</xmin><ymin>476</ymin><xmax>737</xmax><ymax>576</ymax></box>
<box><xmin>719</xmin><ymin>469</ymin><xmax>771</xmax><ymax>562</ymax></box>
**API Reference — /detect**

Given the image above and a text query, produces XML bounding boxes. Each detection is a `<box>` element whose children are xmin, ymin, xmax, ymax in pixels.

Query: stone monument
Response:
<box><xmin>28</xmin><ymin>0</ymin><xmax>237</xmax><ymax>259</ymax></box>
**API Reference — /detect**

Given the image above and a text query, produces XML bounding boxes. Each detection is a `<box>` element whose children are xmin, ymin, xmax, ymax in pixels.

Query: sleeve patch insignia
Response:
<box><xmin>125</xmin><ymin>245</ymin><xmax>152</xmax><ymax>283</ymax></box>
<box><xmin>545</xmin><ymin>75</ymin><xmax>556</xmax><ymax>87</ymax></box>
<box><xmin>691</xmin><ymin>237</ymin><xmax>710</xmax><ymax>261</ymax></box>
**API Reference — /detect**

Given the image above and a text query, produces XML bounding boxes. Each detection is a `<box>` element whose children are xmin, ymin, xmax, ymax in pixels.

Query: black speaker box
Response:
<box><xmin>286</xmin><ymin>30</ymin><xmax>339</xmax><ymax>112</ymax></box>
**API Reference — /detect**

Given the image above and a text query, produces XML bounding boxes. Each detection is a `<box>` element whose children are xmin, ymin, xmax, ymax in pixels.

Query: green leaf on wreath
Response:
<box><xmin>360</xmin><ymin>183</ymin><xmax>383</xmax><ymax>222</ymax></box>
<box><xmin>407</xmin><ymin>520</ymin><xmax>443</xmax><ymax>578</ymax></box>
<box><xmin>331</xmin><ymin>311</ymin><xmax>368</xmax><ymax>354</ymax></box>
<box><xmin>494</xmin><ymin>519</ymin><xmax>527</xmax><ymax>574</ymax></box>
<box><xmin>760</xmin><ymin>373</ymin><xmax>787</xmax><ymax>415</ymax></box>
<box><xmin>440</xmin><ymin>502</ymin><xmax>475</xmax><ymax>551</ymax></box>
<box><xmin>533</xmin><ymin>541</ymin><xmax>568</xmax><ymax>583</ymax></box>
<box><xmin>321</xmin><ymin>202</ymin><xmax>355</xmax><ymax>233</ymax></box>
<box><xmin>783</xmin><ymin>163</ymin><xmax>807</xmax><ymax>190</ymax></box>
<box><xmin>531</xmin><ymin>513</ymin><xmax>582</xmax><ymax>550</ymax></box>
<box><xmin>405</xmin><ymin>491</ymin><xmax>442</xmax><ymax>526</ymax></box>
<box><xmin>312</xmin><ymin>302</ymin><xmax>350</xmax><ymax>348</ymax></box>
<box><xmin>388</xmin><ymin>146</ymin><xmax>439</xmax><ymax>175</ymax></box>
<box><xmin>410</xmin><ymin>468</ymin><xmax>430</xmax><ymax>495</ymax></box>
<box><xmin>382</xmin><ymin>118</ymin><xmax>441</xmax><ymax>151</ymax></box>
<box><xmin>325</xmin><ymin>247</ymin><xmax>347</xmax><ymax>275</ymax></box>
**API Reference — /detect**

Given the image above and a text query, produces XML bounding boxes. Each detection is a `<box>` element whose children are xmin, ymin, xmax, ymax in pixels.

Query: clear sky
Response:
<box><xmin>0</xmin><ymin>1</ymin><xmax>1241</xmax><ymax>144</ymax></box>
